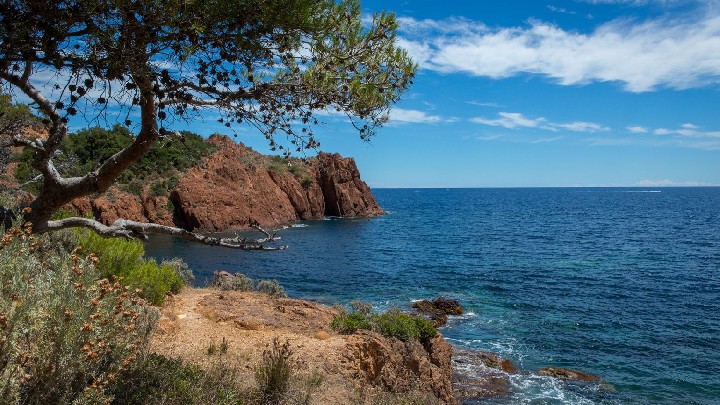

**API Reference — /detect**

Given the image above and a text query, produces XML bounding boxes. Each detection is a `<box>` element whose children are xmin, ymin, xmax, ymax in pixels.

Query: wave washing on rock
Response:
<box><xmin>68</xmin><ymin>135</ymin><xmax>383</xmax><ymax>231</ymax></box>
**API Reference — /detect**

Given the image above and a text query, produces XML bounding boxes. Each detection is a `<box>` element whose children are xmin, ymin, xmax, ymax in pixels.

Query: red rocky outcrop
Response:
<box><xmin>68</xmin><ymin>135</ymin><xmax>382</xmax><ymax>231</ymax></box>
<box><xmin>343</xmin><ymin>331</ymin><xmax>455</xmax><ymax>404</ymax></box>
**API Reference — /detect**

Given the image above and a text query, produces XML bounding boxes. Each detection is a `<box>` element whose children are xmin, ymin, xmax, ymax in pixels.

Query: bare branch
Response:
<box><xmin>43</xmin><ymin>217</ymin><xmax>287</xmax><ymax>250</ymax></box>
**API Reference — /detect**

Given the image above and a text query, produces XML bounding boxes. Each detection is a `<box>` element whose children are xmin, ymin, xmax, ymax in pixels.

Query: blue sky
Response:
<box><xmin>311</xmin><ymin>0</ymin><xmax>720</xmax><ymax>187</ymax></box>
<box><xmin>23</xmin><ymin>0</ymin><xmax>720</xmax><ymax>188</ymax></box>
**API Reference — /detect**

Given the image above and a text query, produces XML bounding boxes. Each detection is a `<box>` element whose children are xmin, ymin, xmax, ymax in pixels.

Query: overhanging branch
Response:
<box><xmin>43</xmin><ymin>217</ymin><xmax>287</xmax><ymax>250</ymax></box>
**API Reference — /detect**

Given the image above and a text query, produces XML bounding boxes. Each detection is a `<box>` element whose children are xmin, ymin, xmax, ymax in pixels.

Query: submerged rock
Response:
<box><xmin>537</xmin><ymin>367</ymin><xmax>602</xmax><ymax>382</ymax></box>
<box><xmin>412</xmin><ymin>297</ymin><xmax>464</xmax><ymax>327</ymax></box>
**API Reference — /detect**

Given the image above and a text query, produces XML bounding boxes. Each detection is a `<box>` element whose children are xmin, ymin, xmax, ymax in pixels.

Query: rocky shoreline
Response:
<box><xmin>152</xmin><ymin>288</ymin><xmax>606</xmax><ymax>404</ymax></box>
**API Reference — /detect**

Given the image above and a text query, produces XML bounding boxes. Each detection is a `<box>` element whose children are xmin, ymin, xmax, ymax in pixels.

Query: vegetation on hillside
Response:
<box><xmin>13</xmin><ymin>125</ymin><xmax>215</xmax><ymax>195</ymax></box>
<box><xmin>331</xmin><ymin>301</ymin><xmax>438</xmax><ymax>342</ymax></box>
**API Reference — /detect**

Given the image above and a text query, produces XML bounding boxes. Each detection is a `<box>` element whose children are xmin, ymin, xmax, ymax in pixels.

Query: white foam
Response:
<box><xmin>291</xmin><ymin>223</ymin><xmax>309</xmax><ymax>228</ymax></box>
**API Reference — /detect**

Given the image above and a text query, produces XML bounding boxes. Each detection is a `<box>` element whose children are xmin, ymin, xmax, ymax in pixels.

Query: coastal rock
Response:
<box><xmin>171</xmin><ymin>136</ymin><xmax>298</xmax><ymax>231</ymax></box>
<box><xmin>343</xmin><ymin>331</ymin><xmax>455</xmax><ymax>404</ymax></box>
<box><xmin>452</xmin><ymin>347</ymin><xmax>515</xmax><ymax>402</ymax></box>
<box><xmin>412</xmin><ymin>297</ymin><xmax>464</xmax><ymax>327</ymax></box>
<box><xmin>91</xmin><ymin>189</ymin><xmax>147</xmax><ymax>224</ymax></box>
<box><xmin>62</xmin><ymin>135</ymin><xmax>382</xmax><ymax>231</ymax></box>
<box><xmin>537</xmin><ymin>367</ymin><xmax>602</xmax><ymax>382</ymax></box>
<box><xmin>314</xmin><ymin>152</ymin><xmax>384</xmax><ymax>218</ymax></box>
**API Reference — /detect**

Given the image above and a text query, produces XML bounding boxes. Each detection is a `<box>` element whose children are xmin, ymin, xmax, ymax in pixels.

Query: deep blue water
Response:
<box><xmin>145</xmin><ymin>188</ymin><xmax>720</xmax><ymax>404</ymax></box>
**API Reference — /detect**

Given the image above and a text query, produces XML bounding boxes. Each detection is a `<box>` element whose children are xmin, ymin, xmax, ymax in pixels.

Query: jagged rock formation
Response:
<box><xmin>343</xmin><ymin>331</ymin><xmax>455</xmax><ymax>403</ymax></box>
<box><xmin>69</xmin><ymin>135</ymin><xmax>383</xmax><ymax>231</ymax></box>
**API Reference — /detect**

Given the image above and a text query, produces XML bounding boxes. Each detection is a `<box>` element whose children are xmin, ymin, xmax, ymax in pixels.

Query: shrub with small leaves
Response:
<box><xmin>0</xmin><ymin>224</ymin><xmax>157</xmax><ymax>404</ymax></box>
<box><xmin>331</xmin><ymin>305</ymin><xmax>438</xmax><ymax>342</ymax></box>
<box><xmin>350</xmin><ymin>300</ymin><xmax>373</xmax><ymax>316</ymax></box>
<box><xmin>255</xmin><ymin>338</ymin><xmax>294</xmax><ymax>404</ymax></box>
<box><xmin>255</xmin><ymin>279</ymin><xmax>287</xmax><ymax>298</ymax></box>
<box><xmin>161</xmin><ymin>257</ymin><xmax>195</xmax><ymax>285</ymax></box>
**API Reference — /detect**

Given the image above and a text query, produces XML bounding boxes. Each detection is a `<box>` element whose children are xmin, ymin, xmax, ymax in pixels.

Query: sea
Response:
<box><xmin>145</xmin><ymin>187</ymin><xmax>720</xmax><ymax>404</ymax></box>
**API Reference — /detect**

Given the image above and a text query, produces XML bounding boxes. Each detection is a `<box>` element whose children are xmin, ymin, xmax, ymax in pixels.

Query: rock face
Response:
<box><xmin>412</xmin><ymin>297</ymin><xmax>464</xmax><ymax>327</ymax></box>
<box><xmin>343</xmin><ymin>331</ymin><xmax>455</xmax><ymax>404</ymax></box>
<box><xmin>69</xmin><ymin>135</ymin><xmax>383</xmax><ymax>231</ymax></box>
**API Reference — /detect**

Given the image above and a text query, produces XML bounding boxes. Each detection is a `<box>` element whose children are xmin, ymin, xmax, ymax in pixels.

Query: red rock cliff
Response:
<box><xmin>72</xmin><ymin>135</ymin><xmax>383</xmax><ymax>231</ymax></box>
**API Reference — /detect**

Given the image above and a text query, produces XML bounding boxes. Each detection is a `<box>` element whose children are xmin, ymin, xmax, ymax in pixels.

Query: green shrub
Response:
<box><xmin>255</xmin><ymin>338</ymin><xmax>294</xmax><ymax>404</ymax></box>
<box><xmin>76</xmin><ymin>229</ymin><xmax>186</xmax><ymax>305</ymax></box>
<box><xmin>122</xmin><ymin>260</ymin><xmax>185</xmax><ymax>305</ymax></box>
<box><xmin>161</xmin><ymin>257</ymin><xmax>195</xmax><ymax>285</ymax></box>
<box><xmin>0</xmin><ymin>225</ymin><xmax>157</xmax><ymax>404</ymax></box>
<box><xmin>331</xmin><ymin>313</ymin><xmax>372</xmax><ymax>335</ymax></box>
<box><xmin>331</xmin><ymin>307</ymin><xmax>438</xmax><ymax>342</ymax></box>
<box><xmin>210</xmin><ymin>271</ymin><xmax>254</xmax><ymax>291</ymax></box>
<box><xmin>109</xmin><ymin>353</ymin><xmax>245</xmax><ymax>405</ymax></box>
<box><xmin>350</xmin><ymin>300</ymin><xmax>373</xmax><ymax>316</ymax></box>
<box><xmin>255</xmin><ymin>279</ymin><xmax>287</xmax><ymax>298</ymax></box>
<box><xmin>300</xmin><ymin>175</ymin><xmax>313</xmax><ymax>188</ymax></box>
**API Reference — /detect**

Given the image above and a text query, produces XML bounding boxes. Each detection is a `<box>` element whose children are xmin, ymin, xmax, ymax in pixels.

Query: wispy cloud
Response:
<box><xmin>547</xmin><ymin>5</ymin><xmax>577</xmax><ymax>14</ymax></box>
<box><xmin>635</xmin><ymin>179</ymin><xmax>717</xmax><ymax>186</ymax></box>
<box><xmin>653</xmin><ymin>123</ymin><xmax>720</xmax><ymax>137</ymax></box>
<box><xmin>470</xmin><ymin>111</ymin><xmax>610</xmax><ymax>132</ymax></box>
<box><xmin>397</xmin><ymin>9</ymin><xmax>720</xmax><ymax>92</ymax></box>
<box><xmin>627</xmin><ymin>126</ymin><xmax>649</xmax><ymax>133</ymax></box>
<box><xmin>389</xmin><ymin>108</ymin><xmax>444</xmax><ymax>124</ymax></box>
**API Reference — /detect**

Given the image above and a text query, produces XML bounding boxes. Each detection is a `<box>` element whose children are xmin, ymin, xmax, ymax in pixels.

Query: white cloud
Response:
<box><xmin>547</xmin><ymin>5</ymin><xmax>577</xmax><ymax>14</ymax></box>
<box><xmin>470</xmin><ymin>111</ymin><xmax>609</xmax><ymax>132</ymax></box>
<box><xmin>635</xmin><ymin>179</ymin><xmax>717</xmax><ymax>186</ymax></box>
<box><xmin>470</xmin><ymin>112</ymin><xmax>549</xmax><ymax>129</ymax></box>
<box><xmin>389</xmin><ymin>108</ymin><xmax>443</xmax><ymax>124</ymax></box>
<box><xmin>653</xmin><ymin>124</ymin><xmax>720</xmax><ymax>137</ymax></box>
<box><xmin>627</xmin><ymin>125</ymin><xmax>649</xmax><ymax>133</ymax></box>
<box><xmin>530</xmin><ymin>136</ymin><xmax>564</xmax><ymax>143</ymax></box>
<box><xmin>397</xmin><ymin>11</ymin><xmax>720</xmax><ymax>92</ymax></box>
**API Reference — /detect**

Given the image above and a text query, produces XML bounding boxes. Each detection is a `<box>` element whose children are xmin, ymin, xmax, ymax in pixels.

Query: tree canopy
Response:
<box><xmin>0</xmin><ymin>0</ymin><xmax>415</xmax><ymax>248</ymax></box>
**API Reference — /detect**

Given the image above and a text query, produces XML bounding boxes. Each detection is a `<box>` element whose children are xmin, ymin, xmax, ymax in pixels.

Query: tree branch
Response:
<box><xmin>43</xmin><ymin>217</ymin><xmax>287</xmax><ymax>250</ymax></box>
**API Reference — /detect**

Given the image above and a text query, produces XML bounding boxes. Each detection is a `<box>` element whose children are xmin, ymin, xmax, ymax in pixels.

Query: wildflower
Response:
<box><xmin>22</xmin><ymin>207</ymin><xmax>31</xmax><ymax>214</ymax></box>
<box><xmin>81</xmin><ymin>322</ymin><xmax>93</xmax><ymax>332</ymax></box>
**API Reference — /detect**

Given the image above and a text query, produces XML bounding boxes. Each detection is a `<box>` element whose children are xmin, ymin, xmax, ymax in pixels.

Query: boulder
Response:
<box><xmin>412</xmin><ymin>297</ymin><xmax>464</xmax><ymax>327</ymax></box>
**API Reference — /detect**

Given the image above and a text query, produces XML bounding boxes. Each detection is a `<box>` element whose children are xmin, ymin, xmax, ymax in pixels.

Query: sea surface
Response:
<box><xmin>145</xmin><ymin>188</ymin><xmax>720</xmax><ymax>404</ymax></box>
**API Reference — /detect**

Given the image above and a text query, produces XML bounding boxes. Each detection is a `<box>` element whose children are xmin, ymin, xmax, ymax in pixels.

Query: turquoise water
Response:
<box><xmin>145</xmin><ymin>188</ymin><xmax>720</xmax><ymax>404</ymax></box>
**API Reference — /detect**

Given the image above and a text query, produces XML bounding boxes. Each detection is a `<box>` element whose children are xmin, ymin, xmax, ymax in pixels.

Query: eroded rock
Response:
<box><xmin>343</xmin><ymin>331</ymin><xmax>455</xmax><ymax>404</ymax></box>
<box><xmin>413</xmin><ymin>297</ymin><xmax>464</xmax><ymax>327</ymax></box>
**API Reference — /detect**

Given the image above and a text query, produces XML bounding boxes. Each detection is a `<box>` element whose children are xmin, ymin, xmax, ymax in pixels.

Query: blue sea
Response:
<box><xmin>145</xmin><ymin>188</ymin><xmax>720</xmax><ymax>404</ymax></box>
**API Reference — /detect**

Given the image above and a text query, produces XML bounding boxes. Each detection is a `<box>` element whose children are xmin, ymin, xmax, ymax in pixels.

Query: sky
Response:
<box><xmin>309</xmin><ymin>0</ymin><xmax>720</xmax><ymax>187</ymax></box>
<box><xmin>16</xmin><ymin>0</ymin><xmax>720</xmax><ymax>188</ymax></box>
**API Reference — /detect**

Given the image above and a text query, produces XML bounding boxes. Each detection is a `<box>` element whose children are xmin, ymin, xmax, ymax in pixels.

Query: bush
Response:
<box><xmin>331</xmin><ymin>313</ymin><xmax>371</xmax><ymax>335</ymax></box>
<box><xmin>255</xmin><ymin>279</ymin><xmax>287</xmax><ymax>298</ymax></box>
<box><xmin>210</xmin><ymin>271</ymin><xmax>254</xmax><ymax>291</ymax></box>
<box><xmin>161</xmin><ymin>257</ymin><xmax>195</xmax><ymax>285</ymax></box>
<box><xmin>110</xmin><ymin>353</ymin><xmax>245</xmax><ymax>405</ymax></box>
<box><xmin>255</xmin><ymin>338</ymin><xmax>294</xmax><ymax>404</ymax></box>
<box><xmin>331</xmin><ymin>306</ymin><xmax>438</xmax><ymax>342</ymax></box>
<box><xmin>0</xmin><ymin>225</ymin><xmax>157</xmax><ymax>404</ymax></box>
<box><xmin>76</xmin><ymin>229</ymin><xmax>186</xmax><ymax>305</ymax></box>
<box><xmin>300</xmin><ymin>175</ymin><xmax>313</xmax><ymax>188</ymax></box>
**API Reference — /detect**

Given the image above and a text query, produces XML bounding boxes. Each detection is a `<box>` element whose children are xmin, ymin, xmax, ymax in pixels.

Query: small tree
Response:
<box><xmin>0</xmin><ymin>0</ymin><xmax>415</xmax><ymax>249</ymax></box>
